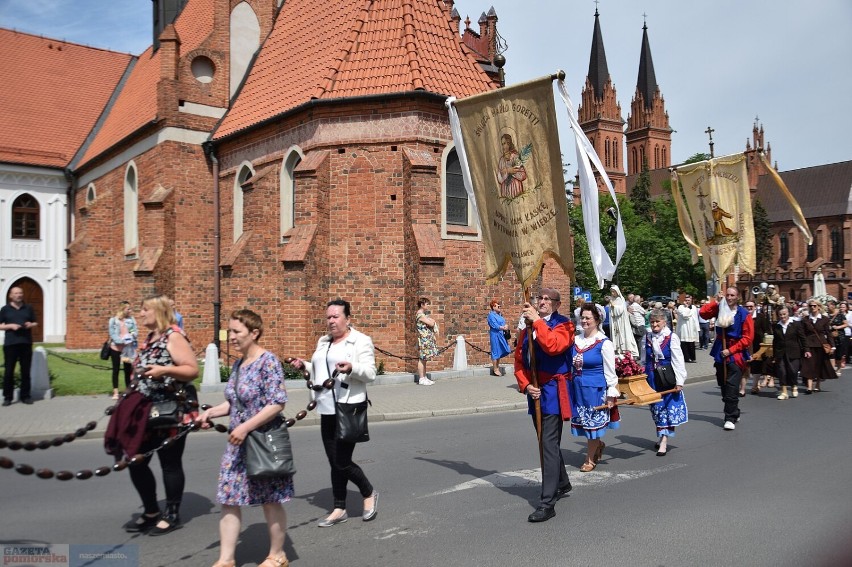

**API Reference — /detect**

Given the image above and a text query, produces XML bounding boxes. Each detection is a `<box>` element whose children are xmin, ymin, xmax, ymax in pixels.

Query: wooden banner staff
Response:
<box><xmin>593</xmin><ymin>387</ymin><xmax>680</xmax><ymax>411</ymax></box>
<box><xmin>523</xmin><ymin>287</ymin><xmax>544</xmax><ymax>471</ymax></box>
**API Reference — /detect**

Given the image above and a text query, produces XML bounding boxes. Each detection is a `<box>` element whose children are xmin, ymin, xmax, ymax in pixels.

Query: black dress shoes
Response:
<box><xmin>1</xmin><ymin>400</ymin><xmax>10</xmax><ymax>407</ymax></box>
<box><xmin>528</xmin><ymin>506</ymin><xmax>555</xmax><ymax>523</ymax></box>
<box><xmin>556</xmin><ymin>483</ymin><xmax>573</xmax><ymax>500</ymax></box>
<box><xmin>123</xmin><ymin>513</ymin><xmax>160</xmax><ymax>533</ymax></box>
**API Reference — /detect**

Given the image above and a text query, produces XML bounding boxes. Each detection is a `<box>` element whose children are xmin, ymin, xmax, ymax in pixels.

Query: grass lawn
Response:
<box><xmin>0</xmin><ymin>344</ymin><xmax>115</xmax><ymax>396</ymax></box>
<box><xmin>1</xmin><ymin>345</ymin><xmax>304</xmax><ymax>396</ymax></box>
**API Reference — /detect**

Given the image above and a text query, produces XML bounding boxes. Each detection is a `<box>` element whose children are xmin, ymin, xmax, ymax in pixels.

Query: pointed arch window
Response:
<box><xmin>830</xmin><ymin>227</ymin><xmax>843</xmax><ymax>263</ymax></box>
<box><xmin>11</xmin><ymin>194</ymin><xmax>40</xmax><ymax>239</ymax></box>
<box><xmin>631</xmin><ymin>147</ymin><xmax>638</xmax><ymax>174</ymax></box>
<box><xmin>662</xmin><ymin>146</ymin><xmax>667</xmax><ymax>167</ymax></box>
<box><xmin>445</xmin><ymin>149</ymin><xmax>467</xmax><ymax>226</ymax></box>
<box><xmin>604</xmin><ymin>139</ymin><xmax>610</xmax><ymax>167</ymax></box>
<box><xmin>234</xmin><ymin>163</ymin><xmax>253</xmax><ymax>242</ymax></box>
<box><xmin>613</xmin><ymin>140</ymin><xmax>618</xmax><ymax>169</ymax></box>
<box><xmin>280</xmin><ymin>148</ymin><xmax>302</xmax><ymax>240</ymax></box>
<box><xmin>124</xmin><ymin>163</ymin><xmax>138</xmax><ymax>256</ymax></box>
<box><xmin>778</xmin><ymin>232</ymin><xmax>789</xmax><ymax>265</ymax></box>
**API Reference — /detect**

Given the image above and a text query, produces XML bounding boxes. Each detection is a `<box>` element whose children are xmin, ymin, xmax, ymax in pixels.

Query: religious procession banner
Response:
<box><xmin>672</xmin><ymin>153</ymin><xmax>755</xmax><ymax>279</ymax></box>
<box><xmin>447</xmin><ymin>76</ymin><xmax>574</xmax><ymax>289</ymax></box>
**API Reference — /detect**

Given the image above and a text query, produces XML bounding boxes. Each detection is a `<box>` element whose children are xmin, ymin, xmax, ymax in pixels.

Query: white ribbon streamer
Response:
<box><xmin>556</xmin><ymin>75</ymin><xmax>625</xmax><ymax>288</ymax></box>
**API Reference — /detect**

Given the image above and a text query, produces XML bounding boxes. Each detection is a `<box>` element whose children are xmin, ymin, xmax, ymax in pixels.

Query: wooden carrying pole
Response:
<box><xmin>593</xmin><ymin>387</ymin><xmax>680</xmax><ymax>411</ymax></box>
<box><xmin>524</xmin><ymin>287</ymin><xmax>544</xmax><ymax>470</ymax></box>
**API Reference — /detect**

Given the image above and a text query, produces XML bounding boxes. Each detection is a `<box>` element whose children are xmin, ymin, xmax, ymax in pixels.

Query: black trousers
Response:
<box><xmin>127</xmin><ymin>431</ymin><xmax>188</xmax><ymax>515</ymax></box>
<box><xmin>110</xmin><ymin>349</ymin><xmax>132</xmax><ymax>389</ymax></box>
<box><xmin>776</xmin><ymin>356</ymin><xmax>800</xmax><ymax>388</ymax></box>
<box><xmin>532</xmin><ymin>413</ymin><xmax>570</xmax><ymax>509</ymax></box>
<box><xmin>715</xmin><ymin>362</ymin><xmax>741</xmax><ymax>422</ymax></box>
<box><xmin>3</xmin><ymin>343</ymin><xmax>32</xmax><ymax>401</ymax></box>
<box><xmin>699</xmin><ymin>324</ymin><xmax>710</xmax><ymax>348</ymax></box>
<box><xmin>320</xmin><ymin>414</ymin><xmax>373</xmax><ymax>510</ymax></box>
<box><xmin>682</xmin><ymin>341</ymin><xmax>697</xmax><ymax>362</ymax></box>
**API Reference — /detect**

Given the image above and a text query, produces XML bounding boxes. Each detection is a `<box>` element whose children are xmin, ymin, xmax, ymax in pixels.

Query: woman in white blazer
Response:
<box><xmin>292</xmin><ymin>299</ymin><xmax>378</xmax><ymax>528</ymax></box>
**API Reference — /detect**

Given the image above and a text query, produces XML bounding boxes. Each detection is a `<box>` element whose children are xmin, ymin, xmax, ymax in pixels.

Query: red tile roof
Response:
<box><xmin>0</xmin><ymin>30</ymin><xmax>132</xmax><ymax>168</ymax></box>
<box><xmin>215</xmin><ymin>0</ymin><xmax>496</xmax><ymax>140</ymax></box>
<box><xmin>77</xmin><ymin>0</ymin><xmax>214</xmax><ymax>167</ymax></box>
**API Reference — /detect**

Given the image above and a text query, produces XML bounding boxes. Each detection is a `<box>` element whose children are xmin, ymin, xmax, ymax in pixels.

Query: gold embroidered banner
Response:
<box><xmin>451</xmin><ymin>76</ymin><xmax>573</xmax><ymax>289</ymax></box>
<box><xmin>673</xmin><ymin>153</ymin><xmax>755</xmax><ymax>279</ymax></box>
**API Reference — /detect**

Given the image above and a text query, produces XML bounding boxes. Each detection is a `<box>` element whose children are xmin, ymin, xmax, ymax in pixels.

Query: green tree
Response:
<box><xmin>682</xmin><ymin>152</ymin><xmax>710</xmax><ymax>165</ymax></box>
<box><xmin>630</xmin><ymin>161</ymin><xmax>653</xmax><ymax>221</ymax></box>
<box><xmin>569</xmin><ymin>192</ymin><xmax>707</xmax><ymax>301</ymax></box>
<box><xmin>752</xmin><ymin>198</ymin><xmax>772</xmax><ymax>272</ymax></box>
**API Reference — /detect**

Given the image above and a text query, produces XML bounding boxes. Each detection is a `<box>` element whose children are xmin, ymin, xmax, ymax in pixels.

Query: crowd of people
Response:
<box><xmin>510</xmin><ymin>283</ymin><xmax>849</xmax><ymax>521</ymax></box>
<box><xmin>98</xmin><ymin>295</ymin><xmax>382</xmax><ymax>567</ymax></box>
<box><xmin>4</xmin><ymin>284</ymin><xmax>848</xmax><ymax>542</ymax></box>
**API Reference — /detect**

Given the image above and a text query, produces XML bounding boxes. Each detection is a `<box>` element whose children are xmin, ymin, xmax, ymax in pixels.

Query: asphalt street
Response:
<box><xmin>1</xmin><ymin>368</ymin><xmax>850</xmax><ymax>567</ymax></box>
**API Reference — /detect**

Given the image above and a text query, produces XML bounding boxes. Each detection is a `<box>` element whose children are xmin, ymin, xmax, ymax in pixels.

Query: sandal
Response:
<box><xmin>259</xmin><ymin>555</ymin><xmax>289</xmax><ymax>567</ymax></box>
<box><xmin>579</xmin><ymin>461</ymin><xmax>596</xmax><ymax>473</ymax></box>
<box><xmin>767</xmin><ymin>378</ymin><xmax>775</xmax><ymax>388</ymax></box>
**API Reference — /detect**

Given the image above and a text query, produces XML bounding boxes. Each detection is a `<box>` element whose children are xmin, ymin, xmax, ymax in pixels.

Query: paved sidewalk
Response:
<box><xmin>0</xmin><ymin>352</ymin><xmax>718</xmax><ymax>442</ymax></box>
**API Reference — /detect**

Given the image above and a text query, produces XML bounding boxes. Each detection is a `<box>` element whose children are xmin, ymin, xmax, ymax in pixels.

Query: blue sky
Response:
<box><xmin>2</xmin><ymin>0</ymin><xmax>850</xmax><ymax>172</ymax></box>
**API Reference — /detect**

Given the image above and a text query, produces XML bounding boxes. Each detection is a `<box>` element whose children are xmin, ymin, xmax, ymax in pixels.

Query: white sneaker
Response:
<box><xmin>723</xmin><ymin>421</ymin><xmax>736</xmax><ymax>431</ymax></box>
<box><xmin>419</xmin><ymin>378</ymin><xmax>434</xmax><ymax>386</ymax></box>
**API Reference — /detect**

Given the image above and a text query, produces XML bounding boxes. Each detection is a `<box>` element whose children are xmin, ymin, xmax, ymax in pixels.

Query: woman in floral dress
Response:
<box><xmin>199</xmin><ymin>309</ymin><xmax>291</xmax><ymax>567</ymax></box>
<box><xmin>416</xmin><ymin>297</ymin><xmax>439</xmax><ymax>386</ymax></box>
<box><xmin>569</xmin><ymin>305</ymin><xmax>620</xmax><ymax>472</ymax></box>
<box><xmin>643</xmin><ymin>309</ymin><xmax>688</xmax><ymax>456</ymax></box>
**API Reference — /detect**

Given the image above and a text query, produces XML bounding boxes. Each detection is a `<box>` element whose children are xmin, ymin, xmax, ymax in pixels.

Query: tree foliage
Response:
<box><xmin>752</xmin><ymin>199</ymin><xmax>773</xmax><ymax>272</ymax></box>
<box><xmin>630</xmin><ymin>161</ymin><xmax>653</xmax><ymax>221</ymax></box>
<box><xmin>569</xmin><ymin>193</ymin><xmax>706</xmax><ymax>302</ymax></box>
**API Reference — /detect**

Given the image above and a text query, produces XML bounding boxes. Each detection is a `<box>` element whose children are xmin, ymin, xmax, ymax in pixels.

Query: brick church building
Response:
<box><xmin>13</xmin><ymin>0</ymin><xmax>565</xmax><ymax>370</ymax></box>
<box><xmin>579</xmin><ymin>11</ymin><xmax>851</xmax><ymax>303</ymax></box>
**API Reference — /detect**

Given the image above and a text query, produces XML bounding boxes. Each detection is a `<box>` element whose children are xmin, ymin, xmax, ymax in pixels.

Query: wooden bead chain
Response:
<box><xmin>0</xmin><ymin>357</ymin><xmax>332</xmax><ymax>481</ymax></box>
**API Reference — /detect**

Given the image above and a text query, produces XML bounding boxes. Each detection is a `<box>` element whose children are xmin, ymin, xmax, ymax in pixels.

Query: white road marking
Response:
<box><xmin>422</xmin><ymin>463</ymin><xmax>687</xmax><ymax>497</ymax></box>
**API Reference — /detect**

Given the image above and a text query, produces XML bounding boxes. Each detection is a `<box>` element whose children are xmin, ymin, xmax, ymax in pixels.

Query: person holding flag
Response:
<box><xmin>514</xmin><ymin>288</ymin><xmax>575</xmax><ymax>523</ymax></box>
<box><xmin>699</xmin><ymin>288</ymin><xmax>753</xmax><ymax>431</ymax></box>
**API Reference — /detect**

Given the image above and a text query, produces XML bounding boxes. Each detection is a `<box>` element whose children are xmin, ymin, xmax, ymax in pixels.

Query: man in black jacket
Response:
<box><xmin>0</xmin><ymin>286</ymin><xmax>38</xmax><ymax>405</ymax></box>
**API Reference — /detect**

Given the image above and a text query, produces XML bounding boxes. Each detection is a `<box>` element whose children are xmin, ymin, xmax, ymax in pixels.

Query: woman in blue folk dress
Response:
<box><xmin>487</xmin><ymin>299</ymin><xmax>511</xmax><ymax>376</ymax></box>
<box><xmin>569</xmin><ymin>305</ymin><xmax>620</xmax><ymax>472</ymax></box>
<box><xmin>199</xmin><ymin>309</ymin><xmax>292</xmax><ymax>567</ymax></box>
<box><xmin>644</xmin><ymin>308</ymin><xmax>688</xmax><ymax>457</ymax></box>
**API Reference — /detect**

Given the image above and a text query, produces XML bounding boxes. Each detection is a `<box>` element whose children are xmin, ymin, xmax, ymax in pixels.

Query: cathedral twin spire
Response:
<box><xmin>578</xmin><ymin>9</ymin><xmax>672</xmax><ymax>191</ymax></box>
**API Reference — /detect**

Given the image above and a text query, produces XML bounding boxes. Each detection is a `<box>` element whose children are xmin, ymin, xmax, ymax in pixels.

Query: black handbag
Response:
<box><xmin>326</xmin><ymin>347</ymin><xmax>370</xmax><ymax>443</ymax></box>
<box><xmin>99</xmin><ymin>340</ymin><xmax>112</xmax><ymax>360</ymax></box>
<box><xmin>233</xmin><ymin>359</ymin><xmax>296</xmax><ymax>479</ymax></box>
<box><xmin>244</xmin><ymin>425</ymin><xmax>296</xmax><ymax>479</ymax></box>
<box><xmin>336</xmin><ymin>400</ymin><xmax>370</xmax><ymax>443</ymax></box>
<box><xmin>502</xmin><ymin>329</ymin><xmax>511</xmax><ymax>340</ymax></box>
<box><xmin>654</xmin><ymin>364</ymin><xmax>677</xmax><ymax>391</ymax></box>
<box><xmin>147</xmin><ymin>399</ymin><xmax>183</xmax><ymax>429</ymax></box>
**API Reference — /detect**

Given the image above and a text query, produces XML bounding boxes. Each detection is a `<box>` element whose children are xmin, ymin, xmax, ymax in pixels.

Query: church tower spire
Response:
<box><xmin>626</xmin><ymin>19</ymin><xmax>671</xmax><ymax>175</ymax></box>
<box><xmin>578</xmin><ymin>8</ymin><xmax>626</xmax><ymax>194</ymax></box>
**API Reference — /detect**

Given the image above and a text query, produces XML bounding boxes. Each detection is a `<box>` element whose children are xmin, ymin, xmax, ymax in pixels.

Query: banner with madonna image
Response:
<box><xmin>446</xmin><ymin>76</ymin><xmax>574</xmax><ymax>290</ymax></box>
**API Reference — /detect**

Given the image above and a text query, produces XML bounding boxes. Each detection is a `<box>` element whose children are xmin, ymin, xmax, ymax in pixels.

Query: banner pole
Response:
<box><xmin>524</xmin><ymin>287</ymin><xmax>544</xmax><ymax>471</ymax></box>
